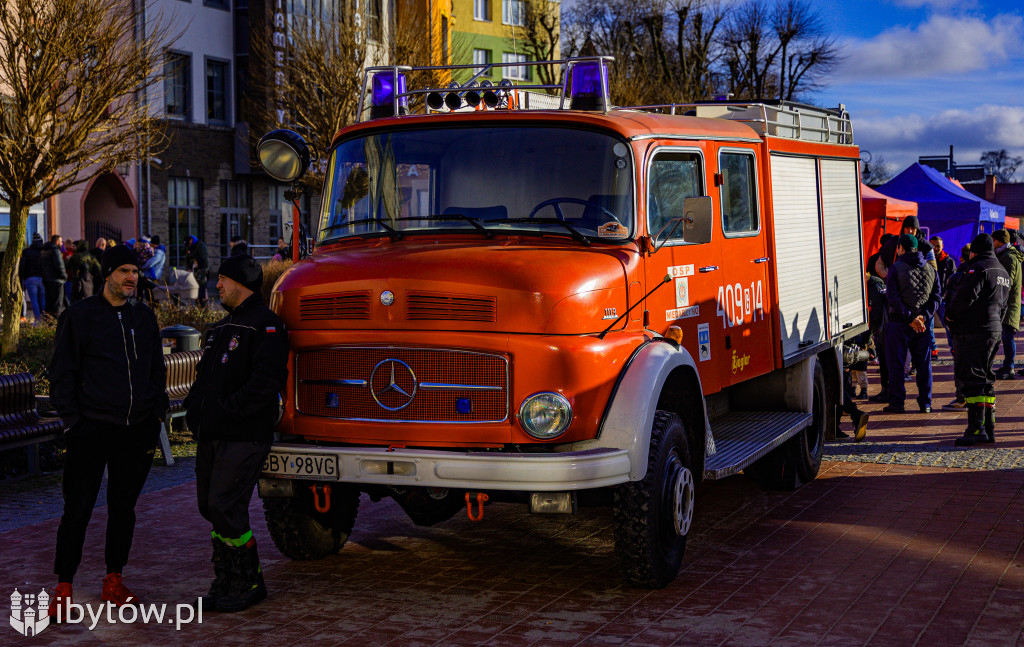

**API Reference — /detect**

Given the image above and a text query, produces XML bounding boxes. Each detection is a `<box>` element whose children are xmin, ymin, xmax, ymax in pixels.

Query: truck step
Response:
<box><xmin>703</xmin><ymin>411</ymin><xmax>813</xmax><ymax>480</ymax></box>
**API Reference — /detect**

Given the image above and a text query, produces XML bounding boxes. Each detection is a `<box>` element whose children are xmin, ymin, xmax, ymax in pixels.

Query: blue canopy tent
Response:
<box><xmin>878</xmin><ymin>163</ymin><xmax>1005</xmax><ymax>256</ymax></box>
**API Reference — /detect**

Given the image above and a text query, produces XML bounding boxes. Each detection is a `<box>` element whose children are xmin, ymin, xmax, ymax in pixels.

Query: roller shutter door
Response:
<box><xmin>770</xmin><ymin>155</ymin><xmax>826</xmax><ymax>359</ymax></box>
<box><xmin>820</xmin><ymin>159</ymin><xmax>866</xmax><ymax>338</ymax></box>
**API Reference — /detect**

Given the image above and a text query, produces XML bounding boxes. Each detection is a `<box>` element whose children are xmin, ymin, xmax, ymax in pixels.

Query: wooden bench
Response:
<box><xmin>0</xmin><ymin>372</ymin><xmax>65</xmax><ymax>473</ymax></box>
<box><xmin>160</xmin><ymin>349</ymin><xmax>204</xmax><ymax>465</ymax></box>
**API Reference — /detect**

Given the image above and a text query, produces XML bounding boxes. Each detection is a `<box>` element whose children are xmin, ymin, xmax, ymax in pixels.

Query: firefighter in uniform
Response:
<box><xmin>945</xmin><ymin>234</ymin><xmax>1010</xmax><ymax>446</ymax></box>
<box><xmin>185</xmin><ymin>255</ymin><xmax>288</xmax><ymax>612</ymax></box>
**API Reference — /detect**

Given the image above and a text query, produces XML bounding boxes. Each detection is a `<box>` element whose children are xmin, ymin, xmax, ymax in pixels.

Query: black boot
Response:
<box><xmin>955</xmin><ymin>403</ymin><xmax>986</xmax><ymax>447</ymax></box>
<box><xmin>216</xmin><ymin>539</ymin><xmax>267</xmax><ymax>612</ymax></box>
<box><xmin>199</xmin><ymin>537</ymin><xmax>231</xmax><ymax>610</ymax></box>
<box><xmin>981</xmin><ymin>404</ymin><xmax>996</xmax><ymax>444</ymax></box>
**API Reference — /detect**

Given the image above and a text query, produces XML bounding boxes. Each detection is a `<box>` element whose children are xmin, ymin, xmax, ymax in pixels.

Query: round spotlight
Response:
<box><xmin>426</xmin><ymin>92</ymin><xmax>445</xmax><ymax>110</ymax></box>
<box><xmin>444</xmin><ymin>92</ymin><xmax>462</xmax><ymax>111</ymax></box>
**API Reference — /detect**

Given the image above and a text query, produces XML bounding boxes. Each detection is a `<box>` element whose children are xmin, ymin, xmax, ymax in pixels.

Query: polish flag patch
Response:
<box><xmin>266</xmin><ymin>326</ymin><xmax>278</xmax><ymax>333</ymax></box>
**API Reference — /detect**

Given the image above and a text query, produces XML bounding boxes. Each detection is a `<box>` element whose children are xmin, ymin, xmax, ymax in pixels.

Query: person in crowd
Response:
<box><xmin>992</xmin><ymin>229</ymin><xmax>1022</xmax><ymax>380</ymax></box>
<box><xmin>142</xmin><ymin>235</ymin><xmax>166</xmax><ymax>282</ymax></box>
<box><xmin>866</xmin><ymin>234</ymin><xmax>895</xmax><ymax>403</ymax></box>
<box><xmin>40</xmin><ymin>235</ymin><xmax>67</xmax><ymax>317</ymax></box>
<box><xmin>46</xmin><ymin>246</ymin><xmax>168</xmax><ymax>619</ymax></box>
<box><xmin>945</xmin><ymin>234</ymin><xmax>1010</xmax><ymax>446</ymax></box>
<box><xmin>272</xmin><ymin>237</ymin><xmax>289</xmax><ymax>261</ymax></box>
<box><xmin>874</xmin><ymin>216</ymin><xmax>936</xmax><ymax>278</ymax></box>
<box><xmin>19</xmin><ymin>232</ymin><xmax>45</xmax><ymax>323</ymax></box>
<box><xmin>883</xmin><ymin>234</ymin><xmax>940</xmax><ymax>414</ymax></box>
<box><xmin>186</xmin><ymin>256</ymin><xmax>288</xmax><ymax>612</ymax></box>
<box><xmin>942</xmin><ymin>244</ymin><xmax>975</xmax><ymax>410</ymax></box>
<box><xmin>89</xmin><ymin>238</ymin><xmax>108</xmax><ymax>297</ymax></box>
<box><xmin>65</xmin><ymin>240</ymin><xmax>102</xmax><ymax>303</ymax></box>
<box><xmin>185</xmin><ymin>235</ymin><xmax>210</xmax><ymax>306</ymax></box>
<box><xmin>929</xmin><ymin>235</ymin><xmax>956</xmax><ymax>359</ymax></box>
<box><xmin>228</xmin><ymin>235</ymin><xmax>249</xmax><ymax>258</ymax></box>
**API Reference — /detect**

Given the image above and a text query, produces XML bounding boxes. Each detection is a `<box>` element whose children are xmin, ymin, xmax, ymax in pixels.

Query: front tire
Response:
<box><xmin>262</xmin><ymin>484</ymin><xmax>360</xmax><ymax>560</ymax></box>
<box><xmin>613</xmin><ymin>411</ymin><xmax>696</xmax><ymax>588</ymax></box>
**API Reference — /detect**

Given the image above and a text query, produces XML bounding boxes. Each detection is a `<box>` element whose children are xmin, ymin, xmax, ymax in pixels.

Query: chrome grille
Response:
<box><xmin>297</xmin><ymin>347</ymin><xmax>508</xmax><ymax>422</ymax></box>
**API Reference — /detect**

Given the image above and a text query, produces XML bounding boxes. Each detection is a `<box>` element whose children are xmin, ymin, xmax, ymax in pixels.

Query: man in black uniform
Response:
<box><xmin>945</xmin><ymin>234</ymin><xmax>1010</xmax><ymax>446</ymax></box>
<box><xmin>48</xmin><ymin>245</ymin><xmax>168</xmax><ymax>618</ymax></box>
<box><xmin>185</xmin><ymin>255</ymin><xmax>288</xmax><ymax>612</ymax></box>
<box><xmin>883</xmin><ymin>234</ymin><xmax>940</xmax><ymax>413</ymax></box>
<box><xmin>867</xmin><ymin>233</ymin><xmax>894</xmax><ymax>402</ymax></box>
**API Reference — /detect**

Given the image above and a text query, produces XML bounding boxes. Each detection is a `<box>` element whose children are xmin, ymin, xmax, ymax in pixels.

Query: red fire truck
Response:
<box><xmin>256</xmin><ymin>57</ymin><xmax>866</xmax><ymax>588</ymax></box>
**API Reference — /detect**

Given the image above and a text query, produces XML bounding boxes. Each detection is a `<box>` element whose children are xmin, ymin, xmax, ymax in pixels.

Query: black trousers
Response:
<box><xmin>196</xmin><ymin>440</ymin><xmax>272</xmax><ymax>540</ymax></box>
<box><xmin>44</xmin><ymin>280</ymin><xmax>65</xmax><ymax>316</ymax></box>
<box><xmin>54</xmin><ymin>417</ymin><xmax>159</xmax><ymax>583</ymax></box>
<box><xmin>953</xmin><ymin>331</ymin><xmax>1001</xmax><ymax>398</ymax></box>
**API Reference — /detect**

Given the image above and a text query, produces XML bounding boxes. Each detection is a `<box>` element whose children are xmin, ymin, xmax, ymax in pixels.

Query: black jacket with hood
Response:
<box><xmin>49</xmin><ymin>295</ymin><xmax>169</xmax><ymax>429</ymax></box>
<box><xmin>945</xmin><ymin>250</ymin><xmax>1010</xmax><ymax>334</ymax></box>
<box><xmin>184</xmin><ymin>292</ymin><xmax>288</xmax><ymax>443</ymax></box>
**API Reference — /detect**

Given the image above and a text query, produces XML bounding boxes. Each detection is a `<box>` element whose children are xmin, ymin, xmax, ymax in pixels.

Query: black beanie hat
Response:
<box><xmin>970</xmin><ymin>233</ymin><xmax>994</xmax><ymax>255</ymax></box>
<box><xmin>101</xmin><ymin>245</ymin><xmax>140</xmax><ymax>279</ymax></box>
<box><xmin>898</xmin><ymin>234</ymin><xmax>918</xmax><ymax>251</ymax></box>
<box><xmin>217</xmin><ymin>254</ymin><xmax>263</xmax><ymax>293</ymax></box>
<box><xmin>902</xmin><ymin>215</ymin><xmax>920</xmax><ymax>230</ymax></box>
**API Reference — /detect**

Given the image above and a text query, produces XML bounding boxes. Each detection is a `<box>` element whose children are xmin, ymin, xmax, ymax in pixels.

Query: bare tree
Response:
<box><xmin>508</xmin><ymin>0</ymin><xmax>561</xmax><ymax>89</ymax></box>
<box><xmin>0</xmin><ymin>0</ymin><xmax>170</xmax><ymax>353</ymax></box>
<box><xmin>980</xmin><ymin>149</ymin><xmax>1024</xmax><ymax>183</ymax></box>
<box><xmin>861</xmin><ymin>153</ymin><xmax>894</xmax><ymax>186</ymax></box>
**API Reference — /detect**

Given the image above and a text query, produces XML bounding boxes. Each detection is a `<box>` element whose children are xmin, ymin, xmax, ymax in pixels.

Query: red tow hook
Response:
<box><xmin>310</xmin><ymin>484</ymin><xmax>332</xmax><ymax>513</ymax></box>
<box><xmin>465</xmin><ymin>492</ymin><xmax>489</xmax><ymax>521</ymax></box>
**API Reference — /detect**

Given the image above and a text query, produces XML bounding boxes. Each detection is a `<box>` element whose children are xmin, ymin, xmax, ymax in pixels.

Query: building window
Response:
<box><xmin>164</xmin><ymin>52</ymin><xmax>191</xmax><ymax>120</ymax></box>
<box><xmin>502</xmin><ymin>52</ymin><xmax>528</xmax><ymax>80</ymax></box>
<box><xmin>204</xmin><ymin>0</ymin><xmax>230</xmax><ymax>9</ymax></box>
<box><xmin>473</xmin><ymin>49</ymin><xmax>491</xmax><ymax>75</ymax></box>
<box><xmin>474</xmin><ymin>0</ymin><xmax>490</xmax><ymax>21</ymax></box>
<box><xmin>502</xmin><ymin>0</ymin><xmax>524</xmax><ymax>26</ymax></box>
<box><xmin>206</xmin><ymin>58</ymin><xmax>229</xmax><ymax>124</ymax></box>
<box><xmin>168</xmin><ymin>177</ymin><xmax>202</xmax><ymax>266</ymax></box>
<box><xmin>367</xmin><ymin>0</ymin><xmax>382</xmax><ymax>42</ymax></box>
<box><xmin>219</xmin><ymin>180</ymin><xmax>251</xmax><ymax>258</ymax></box>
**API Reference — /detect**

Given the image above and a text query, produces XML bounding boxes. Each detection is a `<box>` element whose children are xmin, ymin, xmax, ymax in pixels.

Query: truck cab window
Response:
<box><xmin>720</xmin><ymin>152</ymin><xmax>758</xmax><ymax>235</ymax></box>
<box><xmin>648</xmin><ymin>151</ymin><xmax>704</xmax><ymax>243</ymax></box>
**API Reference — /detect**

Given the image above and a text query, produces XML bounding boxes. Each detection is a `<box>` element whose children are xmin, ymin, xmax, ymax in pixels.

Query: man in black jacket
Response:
<box><xmin>47</xmin><ymin>245</ymin><xmax>169</xmax><ymax>620</ymax></box>
<box><xmin>40</xmin><ymin>234</ymin><xmax>68</xmax><ymax>316</ymax></box>
<box><xmin>945</xmin><ymin>234</ymin><xmax>1010</xmax><ymax>446</ymax></box>
<box><xmin>942</xmin><ymin>245</ymin><xmax>974</xmax><ymax>410</ymax></box>
<box><xmin>867</xmin><ymin>233</ymin><xmax>895</xmax><ymax>402</ymax></box>
<box><xmin>883</xmin><ymin>234</ymin><xmax>940</xmax><ymax>413</ymax></box>
<box><xmin>19</xmin><ymin>232</ymin><xmax>45</xmax><ymax>322</ymax></box>
<box><xmin>874</xmin><ymin>216</ymin><xmax>936</xmax><ymax>278</ymax></box>
<box><xmin>185</xmin><ymin>255</ymin><xmax>288</xmax><ymax>612</ymax></box>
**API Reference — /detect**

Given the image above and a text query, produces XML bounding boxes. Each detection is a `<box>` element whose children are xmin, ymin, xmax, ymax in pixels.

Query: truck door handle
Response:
<box><xmin>698</xmin><ymin>265</ymin><xmax>719</xmax><ymax>273</ymax></box>
<box><xmin>753</xmin><ymin>257</ymin><xmax>769</xmax><ymax>264</ymax></box>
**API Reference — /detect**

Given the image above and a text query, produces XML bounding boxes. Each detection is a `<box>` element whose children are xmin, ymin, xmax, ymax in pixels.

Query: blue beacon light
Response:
<box><xmin>569</xmin><ymin>61</ymin><xmax>608</xmax><ymax>111</ymax></box>
<box><xmin>370</xmin><ymin>71</ymin><xmax>408</xmax><ymax>119</ymax></box>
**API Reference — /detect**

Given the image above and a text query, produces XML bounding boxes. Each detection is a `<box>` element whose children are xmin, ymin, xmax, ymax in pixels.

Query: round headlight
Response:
<box><xmin>518</xmin><ymin>392</ymin><xmax>573</xmax><ymax>439</ymax></box>
<box><xmin>257</xmin><ymin>129</ymin><xmax>311</xmax><ymax>183</ymax></box>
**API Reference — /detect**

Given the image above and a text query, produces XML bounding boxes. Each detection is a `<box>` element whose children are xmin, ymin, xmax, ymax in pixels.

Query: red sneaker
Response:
<box><xmin>101</xmin><ymin>573</ymin><xmax>139</xmax><ymax>606</ymax></box>
<box><xmin>48</xmin><ymin>583</ymin><xmax>73</xmax><ymax>621</ymax></box>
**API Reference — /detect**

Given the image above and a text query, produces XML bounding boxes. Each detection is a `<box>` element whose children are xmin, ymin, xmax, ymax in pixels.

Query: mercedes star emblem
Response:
<box><xmin>380</xmin><ymin>290</ymin><xmax>395</xmax><ymax>306</ymax></box>
<box><xmin>369</xmin><ymin>359</ymin><xmax>417</xmax><ymax>411</ymax></box>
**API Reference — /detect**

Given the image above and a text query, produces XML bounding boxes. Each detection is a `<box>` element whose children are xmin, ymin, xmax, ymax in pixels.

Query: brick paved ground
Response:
<box><xmin>2</xmin><ymin>330</ymin><xmax>1022</xmax><ymax>646</ymax></box>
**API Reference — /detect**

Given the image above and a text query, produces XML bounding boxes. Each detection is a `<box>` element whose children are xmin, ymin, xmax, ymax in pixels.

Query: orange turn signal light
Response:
<box><xmin>664</xmin><ymin>326</ymin><xmax>683</xmax><ymax>344</ymax></box>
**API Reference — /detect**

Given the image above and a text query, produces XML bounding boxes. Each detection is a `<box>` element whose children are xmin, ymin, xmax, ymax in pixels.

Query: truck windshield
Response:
<box><xmin>317</xmin><ymin>126</ymin><xmax>634</xmax><ymax>244</ymax></box>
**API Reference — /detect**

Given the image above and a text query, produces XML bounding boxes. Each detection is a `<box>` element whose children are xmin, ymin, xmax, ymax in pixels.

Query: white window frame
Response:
<box><xmin>502</xmin><ymin>0</ymin><xmax>525</xmax><ymax>27</ymax></box>
<box><xmin>473</xmin><ymin>49</ymin><xmax>492</xmax><ymax>75</ymax></box>
<box><xmin>474</xmin><ymin>0</ymin><xmax>490</xmax><ymax>21</ymax></box>
<box><xmin>502</xmin><ymin>52</ymin><xmax>528</xmax><ymax>80</ymax></box>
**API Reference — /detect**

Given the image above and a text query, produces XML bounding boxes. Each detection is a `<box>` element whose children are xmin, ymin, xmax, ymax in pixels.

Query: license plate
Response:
<box><xmin>262</xmin><ymin>451</ymin><xmax>340</xmax><ymax>481</ymax></box>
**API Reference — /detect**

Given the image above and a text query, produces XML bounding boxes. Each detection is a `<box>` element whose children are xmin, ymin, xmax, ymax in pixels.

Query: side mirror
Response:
<box><xmin>681</xmin><ymin>196</ymin><xmax>712</xmax><ymax>244</ymax></box>
<box><xmin>257</xmin><ymin>129</ymin><xmax>311</xmax><ymax>183</ymax></box>
<box><xmin>650</xmin><ymin>196</ymin><xmax>714</xmax><ymax>253</ymax></box>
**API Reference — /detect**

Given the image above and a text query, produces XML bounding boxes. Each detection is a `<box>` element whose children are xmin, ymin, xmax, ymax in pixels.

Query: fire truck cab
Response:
<box><xmin>257</xmin><ymin>58</ymin><xmax>867</xmax><ymax>588</ymax></box>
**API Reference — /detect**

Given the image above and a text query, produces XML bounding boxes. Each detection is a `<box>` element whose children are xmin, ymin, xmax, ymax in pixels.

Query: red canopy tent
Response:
<box><xmin>861</xmin><ymin>183</ymin><xmax>918</xmax><ymax>264</ymax></box>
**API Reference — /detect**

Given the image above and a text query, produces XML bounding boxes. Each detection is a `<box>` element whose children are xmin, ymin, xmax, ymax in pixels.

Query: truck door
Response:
<box><xmin>715</xmin><ymin>146</ymin><xmax>772</xmax><ymax>385</ymax></box>
<box><xmin>645</xmin><ymin>146</ymin><xmax>725</xmax><ymax>395</ymax></box>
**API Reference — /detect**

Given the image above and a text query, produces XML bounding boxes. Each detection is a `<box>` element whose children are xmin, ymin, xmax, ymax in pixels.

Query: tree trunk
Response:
<box><xmin>1</xmin><ymin>200</ymin><xmax>29</xmax><ymax>356</ymax></box>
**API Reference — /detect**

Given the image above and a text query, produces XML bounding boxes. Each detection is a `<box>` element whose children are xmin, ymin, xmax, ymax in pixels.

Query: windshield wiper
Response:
<box><xmin>394</xmin><ymin>214</ymin><xmax>493</xmax><ymax>238</ymax></box>
<box><xmin>321</xmin><ymin>218</ymin><xmax>402</xmax><ymax>241</ymax></box>
<box><xmin>491</xmin><ymin>218</ymin><xmax>591</xmax><ymax>246</ymax></box>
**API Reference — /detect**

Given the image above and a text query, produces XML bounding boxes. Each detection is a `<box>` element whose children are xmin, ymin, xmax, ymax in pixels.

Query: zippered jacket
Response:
<box><xmin>50</xmin><ymin>295</ymin><xmax>169</xmax><ymax>429</ymax></box>
<box><xmin>945</xmin><ymin>251</ymin><xmax>1010</xmax><ymax>334</ymax></box>
<box><xmin>184</xmin><ymin>292</ymin><xmax>288</xmax><ymax>442</ymax></box>
<box><xmin>886</xmin><ymin>251</ymin><xmax>939</xmax><ymax>324</ymax></box>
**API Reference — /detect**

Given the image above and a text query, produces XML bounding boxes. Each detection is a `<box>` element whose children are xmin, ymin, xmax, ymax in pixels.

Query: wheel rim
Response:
<box><xmin>665</xmin><ymin>453</ymin><xmax>695</xmax><ymax>537</ymax></box>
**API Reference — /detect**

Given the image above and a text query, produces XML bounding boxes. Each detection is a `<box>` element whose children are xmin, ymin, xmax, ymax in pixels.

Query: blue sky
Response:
<box><xmin>808</xmin><ymin>0</ymin><xmax>1024</xmax><ymax>178</ymax></box>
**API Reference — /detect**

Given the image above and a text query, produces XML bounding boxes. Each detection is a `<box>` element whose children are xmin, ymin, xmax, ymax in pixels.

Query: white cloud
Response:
<box><xmin>890</xmin><ymin>0</ymin><xmax>975</xmax><ymax>9</ymax></box>
<box><xmin>855</xmin><ymin>104</ymin><xmax>1024</xmax><ymax>173</ymax></box>
<box><xmin>836</xmin><ymin>14</ymin><xmax>1023</xmax><ymax>81</ymax></box>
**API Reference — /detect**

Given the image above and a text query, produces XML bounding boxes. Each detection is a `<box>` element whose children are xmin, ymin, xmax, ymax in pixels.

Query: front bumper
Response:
<box><xmin>262</xmin><ymin>443</ymin><xmax>632</xmax><ymax>491</ymax></box>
